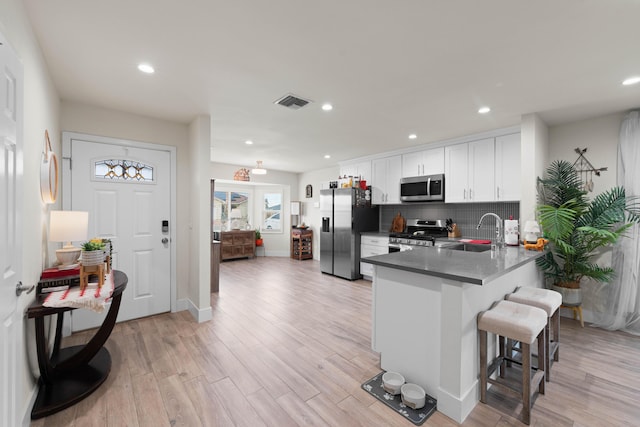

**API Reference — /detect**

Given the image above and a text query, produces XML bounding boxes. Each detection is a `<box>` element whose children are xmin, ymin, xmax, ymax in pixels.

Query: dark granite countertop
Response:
<box><xmin>361</xmin><ymin>244</ymin><xmax>544</xmax><ymax>285</ymax></box>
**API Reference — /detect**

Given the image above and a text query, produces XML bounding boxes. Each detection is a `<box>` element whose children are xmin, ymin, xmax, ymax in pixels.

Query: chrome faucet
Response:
<box><xmin>477</xmin><ymin>213</ymin><xmax>503</xmax><ymax>249</ymax></box>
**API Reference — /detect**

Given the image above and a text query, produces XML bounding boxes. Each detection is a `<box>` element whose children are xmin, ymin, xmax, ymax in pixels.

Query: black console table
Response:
<box><xmin>27</xmin><ymin>270</ymin><xmax>128</xmax><ymax>419</ymax></box>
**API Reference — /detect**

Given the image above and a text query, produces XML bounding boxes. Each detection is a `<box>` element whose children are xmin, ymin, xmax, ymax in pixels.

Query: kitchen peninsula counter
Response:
<box><xmin>362</xmin><ymin>243</ymin><xmax>543</xmax><ymax>285</ymax></box>
<box><xmin>361</xmin><ymin>245</ymin><xmax>545</xmax><ymax>423</ymax></box>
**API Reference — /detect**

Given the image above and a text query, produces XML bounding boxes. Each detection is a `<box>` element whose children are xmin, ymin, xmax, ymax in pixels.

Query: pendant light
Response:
<box><xmin>252</xmin><ymin>160</ymin><xmax>267</xmax><ymax>175</ymax></box>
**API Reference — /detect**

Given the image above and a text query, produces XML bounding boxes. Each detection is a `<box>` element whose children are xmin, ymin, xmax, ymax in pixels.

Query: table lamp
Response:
<box><xmin>49</xmin><ymin>210</ymin><xmax>89</xmax><ymax>269</ymax></box>
<box><xmin>523</xmin><ymin>220</ymin><xmax>541</xmax><ymax>243</ymax></box>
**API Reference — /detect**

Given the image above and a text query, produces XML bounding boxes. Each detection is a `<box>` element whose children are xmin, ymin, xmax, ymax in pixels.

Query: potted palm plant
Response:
<box><xmin>536</xmin><ymin>160</ymin><xmax>640</xmax><ymax>304</ymax></box>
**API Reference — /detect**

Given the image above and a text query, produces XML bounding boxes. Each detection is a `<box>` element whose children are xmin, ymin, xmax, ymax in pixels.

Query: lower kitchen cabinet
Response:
<box><xmin>220</xmin><ymin>230</ymin><xmax>255</xmax><ymax>260</ymax></box>
<box><xmin>360</xmin><ymin>234</ymin><xmax>389</xmax><ymax>280</ymax></box>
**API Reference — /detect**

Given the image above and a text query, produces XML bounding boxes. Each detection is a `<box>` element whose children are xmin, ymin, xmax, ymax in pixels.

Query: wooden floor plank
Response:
<box><xmin>131</xmin><ymin>372</ymin><xmax>171</xmax><ymax>427</ymax></box>
<box><xmin>246</xmin><ymin>388</ymin><xmax>299</xmax><ymax>427</ymax></box>
<box><xmin>275</xmin><ymin>392</ymin><xmax>330</xmax><ymax>427</ymax></box>
<box><xmin>209</xmin><ymin>377</ymin><xmax>267</xmax><ymax>427</ymax></box>
<box><xmin>181</xmin><ymin>376</ymin><xmax>235</xmax><ymax>427</ymax></box>
<box><xmin>157</xmin><ymin>374</ymin><xmax>202</xmax><ymax>426</ymax></box>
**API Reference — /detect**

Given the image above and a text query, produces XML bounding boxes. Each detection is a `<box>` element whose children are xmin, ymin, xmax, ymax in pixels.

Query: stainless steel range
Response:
<box><xmin>388</xmin><ymin>219</ymin><xmax>449</xmax><ymax>252</ymax></box>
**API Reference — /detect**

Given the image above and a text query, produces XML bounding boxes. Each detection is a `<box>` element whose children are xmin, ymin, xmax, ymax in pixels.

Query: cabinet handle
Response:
<box><xmin>463</xmin><ymin>189</ymin><xmax>467</xmax><ymax>200</ymax></box>
<box><xmin>469</xmin><ymin>188</ymin><xmax>472</xmax><ymax>200</ymax></box>
<box><xmin>497</xmin><ymin>187</ymin><xmax>500</xmax><ymax>199</ymax></box>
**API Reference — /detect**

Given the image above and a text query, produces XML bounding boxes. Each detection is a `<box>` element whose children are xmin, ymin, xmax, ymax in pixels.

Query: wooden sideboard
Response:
<box><xmin>219</xmin><ymin>230</ymin><xmax>255</xmax><ymax>261</ymax></box>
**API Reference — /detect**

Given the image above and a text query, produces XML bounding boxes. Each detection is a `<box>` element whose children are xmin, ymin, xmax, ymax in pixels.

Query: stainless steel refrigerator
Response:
<box><xmin>320</xmin><ymin>188</ymin><xmax>379</xmax><ymax>280</ymax></box>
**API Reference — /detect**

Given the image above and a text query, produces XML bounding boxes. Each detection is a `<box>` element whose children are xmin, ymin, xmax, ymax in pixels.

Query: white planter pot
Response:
<box><xmin>551</xmin><ymin>284</ymin><xmax>582</xmax><ymax>305</ymax></box>
<box><xmin>81</xmin><ymin>250</ymin><xmax>104</xmax><ymax>266</ymax></box>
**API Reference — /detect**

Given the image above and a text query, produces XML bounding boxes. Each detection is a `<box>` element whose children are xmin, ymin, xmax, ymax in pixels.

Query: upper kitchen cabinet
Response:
<box><xmin>444</xmin><ymin>138</ymin><xmax>495</xmax><ymax>203</ymax></box>
<box><xmin>401</xmin><ymin>147</ymin><xmax>445</xmax><ymax>178</ymax></box>
<box><xmin>340</xmin><ymin>160</ymin><xmax>371</xmax><ymax>183</ymax></box>
<box><xmin>372</xmin><ymin>155</ymin><xmax>402</xmax><ymax>204</ymax></box>
<box><xmin>494</xmin><ymin>133</ymin><xmax>521</xmax><ymax>201</ymax></box>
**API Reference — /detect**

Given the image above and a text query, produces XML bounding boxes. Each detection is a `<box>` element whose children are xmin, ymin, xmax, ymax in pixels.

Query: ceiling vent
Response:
<box><xmin>274</xmin><ymin>93</ymin><xmax>312</xmax><ymax>110</ymax></box>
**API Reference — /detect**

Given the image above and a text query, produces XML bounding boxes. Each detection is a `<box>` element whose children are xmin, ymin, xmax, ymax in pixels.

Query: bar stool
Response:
<box><xmin>505</xmin><ymin>287</ymin><xmax>562</xmax><ymax>381</ymax></box>
<box><xmin>478</xmin><ymin>300</ymin><xmax>547</xmax><ymax>425</ymax></box>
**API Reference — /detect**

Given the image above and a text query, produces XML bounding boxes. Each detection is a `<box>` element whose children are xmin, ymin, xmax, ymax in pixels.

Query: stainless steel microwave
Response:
<box><xmin>400</xmin><ymin>174</ymin><xmax>445</xmax><ymax>202</ymax></box>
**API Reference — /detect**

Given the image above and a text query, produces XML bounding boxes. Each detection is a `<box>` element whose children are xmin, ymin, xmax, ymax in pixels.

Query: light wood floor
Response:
<box><xmin>31</xmin><ymin>257</ymin><xmax>640</xmax><ymax>426</ymax></box>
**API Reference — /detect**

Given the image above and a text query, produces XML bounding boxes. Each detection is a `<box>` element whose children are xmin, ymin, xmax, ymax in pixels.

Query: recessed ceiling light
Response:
<box><xmin>408</xmin><ymin>134</ymin><xmax>417</xmax><ymax>140</ymax></box>
<box><xmin>245</xmin><ymin>140</ymin><xmax>253</xmax><ymax>145</ymax></box>
<box><xmin>622</xmin><ymin>76</ymin><xmax>640</xmax><ymax>86</ymax></box>
<box><xmin>137</xmin><ymin>63</ymin><xmax>155</xmax><ymax>74</ymax></box>
<box><xmin>478</xmin><ymin>106</ymin><xmax>491</xmax><ymax>114</ymax></box>
<box><xmin>324</xmin><ymin>154</ymin><xmax>331</xmax><ymax>159</ymax></box>
<box><xmin>322</xmin><ymin>103</ymin><xmax>333</xmax><ymax>111</ymax></box>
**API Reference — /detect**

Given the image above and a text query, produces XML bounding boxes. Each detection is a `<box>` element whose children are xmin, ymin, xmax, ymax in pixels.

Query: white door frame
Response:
<box><xmin>62</xmin><ymin>131</ymin><xmax>177</xmax><ymax>315</ymax></box>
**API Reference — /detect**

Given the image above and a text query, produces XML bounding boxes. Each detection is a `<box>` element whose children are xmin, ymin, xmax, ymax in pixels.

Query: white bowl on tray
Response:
<box><xmin>382</xmin><ymin>371</ymin><xmax>405</xmax><ymax>395</ymax></box>
<box><xmin>401</xmin><ymin>383</ymin><xmax>426</xmax><ymax>409</ymax></box>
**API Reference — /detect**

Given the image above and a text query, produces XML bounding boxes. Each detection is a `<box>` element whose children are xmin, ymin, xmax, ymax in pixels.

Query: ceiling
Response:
<box><xmin>24</xmin><ymin>1</ymin><xmax>640</xmax><ymax>173</ymax></box>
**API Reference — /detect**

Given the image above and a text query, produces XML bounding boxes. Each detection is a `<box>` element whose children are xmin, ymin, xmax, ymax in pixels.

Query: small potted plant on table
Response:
<box><xmin>255</xmin><ymin>229</ymin><xmax>263</xmax><ymax>247</ymax></box>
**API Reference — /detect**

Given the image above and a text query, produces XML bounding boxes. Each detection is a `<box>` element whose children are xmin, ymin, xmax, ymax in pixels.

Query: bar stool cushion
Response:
<box><xmin>506</xmin><ymin>287</ymin><xmax>562</xmax><ymax>316</ymax></box>
<box><xmin>478</xmin><ymin>300</ymin><xmax>547</xmax><ymax>343</ymax></box>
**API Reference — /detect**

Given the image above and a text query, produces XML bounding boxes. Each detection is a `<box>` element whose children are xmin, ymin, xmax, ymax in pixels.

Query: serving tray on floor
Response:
<box><xmin>361</xmin><ymin>372</ymin><xmax>436</xmax><ymax>426</ymax></box>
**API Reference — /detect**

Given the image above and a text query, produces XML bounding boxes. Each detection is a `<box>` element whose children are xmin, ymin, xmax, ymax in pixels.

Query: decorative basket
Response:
<box><xmin>81</xmin><ymin>250</ymin><xmax>105</xmax><ymax>266</ymax></box>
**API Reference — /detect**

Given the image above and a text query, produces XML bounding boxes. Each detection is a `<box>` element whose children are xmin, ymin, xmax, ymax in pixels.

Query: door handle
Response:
<box><xmin>162</xmin><ymin>238</ymin><xmax>169</xmax><ymax>244</ymax></box>
<box><xmin>16</xmin><ymin>281</ymin><xmax>35</xmax><ymax>296</ymax></box>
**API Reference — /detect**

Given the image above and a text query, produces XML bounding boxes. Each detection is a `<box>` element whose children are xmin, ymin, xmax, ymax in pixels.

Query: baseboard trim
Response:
<box><xmin>179</xmin><ymin>298</ymin><xmax>212</xmax><ymax>323</ymax></box>
<box><xmin>22</xmin><ymin>383</ymin><xmax>38</xmax><ymax>427</ymax></box>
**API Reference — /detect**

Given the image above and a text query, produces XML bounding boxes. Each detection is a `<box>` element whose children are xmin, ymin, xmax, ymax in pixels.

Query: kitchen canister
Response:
<box><xmin>504</xmin><ymin>218</ymin><xmax>519</xmax><ymax>246</ymax></box>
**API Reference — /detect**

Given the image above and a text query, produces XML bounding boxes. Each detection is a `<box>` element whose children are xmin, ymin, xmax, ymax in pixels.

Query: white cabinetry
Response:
<box><xmin>372</xmin><ymin>155</ymin><xmax>402</xmax><ymax>204</ymax></box>
<box><xmin>494</xmin><ymin>133</ymin><xmax>521</xmax><ymax>201</ymax></box>
<box><xmin>360</xmin><ymin>235</ymin><xmax>389</xmax><ymax>280</ymax></box>
<box><xmin>340</xmin><ymin>160</ymin><xmax>371</xmax><ymax>183</ymax></box>
<box><xmin>402</xmin><ymin>147</ymin><xmax>444</xmax><ymax>177</ymax></box>
<box><xmin>444</xmin><ymin>138</ymin><xmax>495</xmax><ymax>203</ymax></box>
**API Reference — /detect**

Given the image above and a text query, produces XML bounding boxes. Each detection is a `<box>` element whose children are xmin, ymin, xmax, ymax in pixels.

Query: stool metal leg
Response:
<box><xmin>544</xmin><ymin>318</ymin><xmax>551</xmax><ymax>381</ymax></box>
<box><xmin>552</xmin><ymin>309</ymin><xmax>560</xmax><ymax>361</ymax></box>
<box><xmin>537</xmin><ymin>328</ymin><xmax>546</xmax><ymax>395</ymax></box>
<box><xmin>522</xmin><ymin>342</ymin><xmax>531</xmax><ymax>425</ymax></box>
<box><xmin>499</xmin><ymin>335</ymin><xmax>506</xmax><ymax>378</ymax></box>
<box><xmin>479</xmin><ymin>329</ymin><xmax>487</xmax><ymax>403</ymax></box>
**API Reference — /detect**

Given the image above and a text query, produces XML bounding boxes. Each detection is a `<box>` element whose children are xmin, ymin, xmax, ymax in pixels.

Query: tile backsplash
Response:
<box><xmin>380</xmin><ymin>202</ymin><xmax>520</xmax><ymax>240</ymax></box>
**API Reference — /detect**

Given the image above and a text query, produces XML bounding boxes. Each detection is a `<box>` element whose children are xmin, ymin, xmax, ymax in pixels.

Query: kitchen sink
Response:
<box><xmin>437</xmin><ymin>242</ymin><xmax>493</xmax><ymax>253</ymax></box>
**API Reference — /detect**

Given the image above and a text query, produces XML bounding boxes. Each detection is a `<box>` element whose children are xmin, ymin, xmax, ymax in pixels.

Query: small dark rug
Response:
<box><xmin>361</xmin><ymin>372</ymin><xmax>437</xmax><ymax>426</ymax></box>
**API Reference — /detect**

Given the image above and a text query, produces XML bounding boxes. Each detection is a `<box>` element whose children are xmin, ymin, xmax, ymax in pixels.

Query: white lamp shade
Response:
<box><xmin>230</xmin><ymin>208</ymin><xmax>242</xmax><ymax>219</ymax></box>
<box><xmin>49</xmin><ymin>210</ymin><xmax>89</xmax><ymax>244</ymax></box>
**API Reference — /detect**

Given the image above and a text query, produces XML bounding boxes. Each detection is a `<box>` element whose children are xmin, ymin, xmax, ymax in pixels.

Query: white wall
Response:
<box><xmin>60</xmin><ymin>101</ymin><xmax>192</xmax><ymax>301</ymax></box>
<box><xmin>188</xmin><ymin>116</ymin><xmax>212</xmax><ymax>321</ymax></box>
<box><xmin>0</xmin><ymin>0</ymin><xmax>61</xmax><ymax>423</ymax></box>
<box><xmin>297</xmin><ymin>166</ymin><xmax>340</xmax><ymax>259</ymax></box>
<box><xmin>549</xmin><ymin>112</ymin><xmax>622</xmax><ymax>195</ymax></box>
<box><xmin>520</xmin><ymin>113</ymin><xmax>549</xmax><ymax>224</ymax></box>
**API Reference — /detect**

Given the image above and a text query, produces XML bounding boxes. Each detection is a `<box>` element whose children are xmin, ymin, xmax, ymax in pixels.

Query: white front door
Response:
<box><xmin>66</xmin><ymin>136</ymin><xmax>172</xmax><ymax>331</ymax></box>
<box><xmin>0</xmin><ymin>33</ymin><xmax>24</xmax><ymax>427</ymax></box>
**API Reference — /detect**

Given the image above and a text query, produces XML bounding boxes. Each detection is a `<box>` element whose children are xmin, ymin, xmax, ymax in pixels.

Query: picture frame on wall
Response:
<box><xmin>305</xmin><ymin>184</ymin><xmax>312</xmax><ymax>198</ymax></box>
